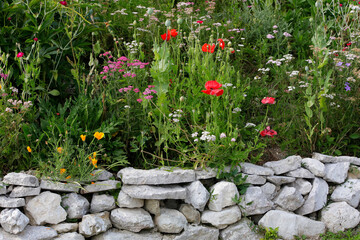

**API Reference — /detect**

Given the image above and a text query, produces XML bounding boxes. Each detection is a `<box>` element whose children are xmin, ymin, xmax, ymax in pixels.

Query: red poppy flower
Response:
<box><xmin>33</xmin><ymin>37</ymin><xmax>38</xmax><ymax>42</ymax></box>
<box><xmin>17</xmin><ymin>52</ymin><xmax>24</xmax><ymax>58</ymax></box>
<box><xmin>202</xmin><ymin>43</ymin><xmax>216</xmax><ymax>53</ymax></box>
<box><xmin>170</xmin><ymin>29</ymin><xmax>178</xmax><ymax>37</ymax></box>
<box><xmin>197</xmin><ymin>20</ymin><xmax>203</xmax><ymax>24</ymax></box>
<box><xmin>260</xmin><ymin>126</ymin><xmax>277</xmax><ymax>137</ymax></box>
<box><xmin>217</xmin><ymin>39</ymin><xmax>225</xmax><ymax>50</ymax></box>
<box><xmin>261</xmin><ymin>97</ymin><xmax>275</xmax><ymax>104</ymax></box>
<box><xmin>161</xmin><ymin>31</ymin><xmax>171</xmax><ymax>41</ymax></box>
<box><xmin>59</xmin><ymin>1</ymin><xmax>67</xmax><ymax>6</ymax></box>
<box><xmin>201</xmin><ymin>80</ymin><xmax>224</xmax><ymax>96</ymax></box>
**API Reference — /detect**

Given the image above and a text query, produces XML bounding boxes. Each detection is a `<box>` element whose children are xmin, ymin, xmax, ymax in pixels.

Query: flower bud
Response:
<box><xmin>228</xmin><ymin>42</ymin><xmax>232</xmax><ymax>47</ymax></box>
<box><xmin>305</xmin><ymin>66</ymin><xmax>309</xmax><ymax>72</ymax></box>
<box><xmin>177</xmin><ymin>18</ymin><xmax>183</xmax><ymax>25</ymax></box>
<box><xmin>180</xmin><ymin>96</ymin><xmax>185</xmax><ymax>102</ymax></box>
<box><xmin>147</xmin><ymin>8</ymin><xmax>154</xmax><ymax>15</ymax></box>
<box><xmin>133</xmin><ymin>20</ymin><xmax>137</xmax><ymax>25</ymax></box>
<box><xmin>165</xmin><ymin>19</ymin><xmax>171</xmax><ymax>27</ymax></box>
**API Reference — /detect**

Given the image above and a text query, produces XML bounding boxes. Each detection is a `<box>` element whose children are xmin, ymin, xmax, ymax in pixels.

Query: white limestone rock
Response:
<box><xmin>25</xmin><ymin>191</ymin><xmax>67</xmax><ymax>225</ymax></box>
<box><xmin>118</xmin><ymin>167</ymin><xmax>195</xmax><ymax>185</ymax></box>
<box><xmin>288</xmin><ymin>179</ymin><xmax>312</xmax><ymax>195</ymax></box>
<box><xmin>117</xmin><ymin>190</ymin><xmax>144</xmax><ymax>208</ymax></box>
<box><xmin>273</xmin><ymin>186</ymin><xmax>305</xmax><ymax>211</ymax></box>
<box><xmin>0</xmin><ymin>208</ymin><xmax>29</xmax><ymax>234</ymax></box>
<box><xmin>239</xmin><ymin>162</ymin><xmax>274</xmax><ymax>176</ymax></box>
<box><xmin>313</xmin><ymin>153</ymin><xmax>360</xmax><ymax>165</ymax></box>
<box><xmin>195</xmin><ymin>167</ymin><xmax>218</xmax><ymax>180</ymax></box>
<box><xmin>259</xmin><ymin>210</ymin><xmax>325</xmax><ymax>240</ymax></box>
<box><xmin>263</xmin><ymin>156</ymin><xmax>302</xmax><ymax>175</ymax></box>
<box><xmin>239</xmin><ymin>187</ymin><xmax>274</xmax><ymax>216</ymax></box>
<box><xmin>201</xmin><ymin>205</ymin><xmax>242</xmax><ymax>229</ymax></box>
<box><xmin>3</xmin><ymin>172</ymin><xmax>39</xmax><ymax>187</ymax></box>
<box><xmin>260</xmin><ymin>182</ymin><xmax>278</xmax><ymax>200</ymax></box>
<box><xmin>244</xmin><ymin>175</ymin><xmax>266</xmax><ymax>185</ymax></box>
<box><xmin>91</xmin><ymin>194</ymin><xmax>116</xmax><ymax>213</ymax></box>
<box><xmin>80</xmin><ymin>180</ymin><xmax>121</xmax><ymax>194</ymax></box>
<box><xmin>40</xmin><ymin>180</ymin><xmax>79</xmax><ymax>193</ymax></box>
<box><xmin>0</xmin><ymin>225</ymin><xmax>58</xmax><ymax>240</ymax></box>
<box><xmin>91</xmin><ymin>169</ymin><xmax>113</xmax><ymax>181</ymax></box>
<box><xmin>301</xmin><ymin>158</ymin><xmax>325</xmax><ymax>177</ymax></box>
<box><xmin>144</xmin><ymin>199</ymin><xmax>161</xmax><ymax>216</ymax></box>
<box><xmin>286</xmin><ymin>168</ymin><xmax>315</xmax><ymax>178</ymax></box>
<box><xmin>53</xmin><ymin>232</ymin><xmax>85</xmax><ymax>240</ymax></box>
<box><xmin>0</xmin><ymin>196</ymin><xmax>25</xmax><ymax>208</ymax></box>
<box><xmin>296</xmin><ymin>177</ymin><xmax>328</xmax><ymax>216</ymax></box>
<box><xmin>208</xmin><ymin>181</ymin><xmax>239</xmax><ymax>212</ymax></box>
<box><xmin>92</xmin><ymin>229</ymin><xmax>163</xmax><ymax>240</ymax></box>
<box><xmin>62</xmin><ymin>193</ymin><xmax>89</xmax><ymax>219</ymax></box>
<box><xmin>331</xmin><ymin>179</ymin><xmax>360</xmax><ymax>208</ymax></box>
<box><xmin>266</xmin><ymin>176</ymin><xmax>296</xmax><ymax>185</ymax></box>
<box><xmin>9</xmin><ymin>186</ymin><xmax>40</xmax><ymax>198</ymax></box>
<box><xmin>323</xmin><ymin>162</ymin><xmax>350</xmax><ymax>184</ymax></box>
<box><xmin>0</xmin><ymin>182</ymin><xmax>6</xmax><ymax>195</ymax></box>
<box><xmin>51</xmin><ymin>223</ymin><xmax>78</xmax><ymax>233</ymax></box>
<box><xmin>174</xmin><ymin>225</ymin><xmax>219</xmax><ymax>240</ymax></box>
<box><xmin>110</xmin><ymin>208</ymin><xmax>154</xmax><ymax>233</ymax></box>
<box><xmin>321</xmin><ymin>201</ymin><xmax>360</xmax><ymax>232</ymax></box>
<box><xmin>78</xmin><ymin>212</ymin><xmax>112</xmax><ymax>237</ymax></box>
<box><xmin>185</xmin><ymin>181</ymin><xmax>209</xmax><ymax>211</ymax></box>
<box><xmin>155</xmin><ymin>208</ymin><xmax>187</xmax><ymax>233</ymax></box>
<box><xmin>220</xmin><ymin>218</ymin><xmax>264</xmax><ymax>240</ymax></box>
<box><xmin>179</xmin><ymin>204</ymin><xmax>200</xmax><ymax>224</ymax></box>
<box><xmin>121</xmin><ymin>184</ymin><xmax>186</xmax><ymax>200</ymax></box>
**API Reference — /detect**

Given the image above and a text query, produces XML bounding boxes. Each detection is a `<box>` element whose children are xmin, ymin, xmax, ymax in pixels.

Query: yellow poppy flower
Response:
<box><xmin>66</xmin><ymin>175</ymin><xmax>71</xmax><ymax>179</ymax></box>
<box><xmin>93</xmin><ymin>132</ymin><xmax>104</xmax><ymax>140</ymax></box>
<box><xmin>91</xmin><ymin>158</ymin><xmax>98</xmax><ymax>168</ymax></box>
<box><xmin>27</xmin><ymin>146</ymin><xmax>32</xmax><ymax>153</ymax></box>
<box><xmin>80</xmin><ymin>134</ymin><xmax>86</xmax><ymax>141</ymax></box>
<box><xmin>57</xmin><ymin>147</ymin><xmax>63</xmax><ymax>153</ymax></box>
<box><xmin>60</xmin><ymin>168</ymin><xmax>66</xmax><ymax>174</ymax></box>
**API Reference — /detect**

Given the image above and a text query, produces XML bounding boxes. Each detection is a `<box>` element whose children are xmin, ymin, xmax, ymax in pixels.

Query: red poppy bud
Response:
<box><xmin>59</xmin><ymin>1</ymin><xmax>67</xmax><ymax>6</ymax></box>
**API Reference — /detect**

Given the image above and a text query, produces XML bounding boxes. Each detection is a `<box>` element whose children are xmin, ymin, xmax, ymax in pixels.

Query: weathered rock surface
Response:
<box><xmin>174</xmin><ymin>225</ymin><xmax>219</xmax><ymax>240</ymax></box>
<box><xmin>179</xmin><ymin>204</ymin><xmax>200</xmax><ymax>224</ymax></box>
<box><xmin>220</xmin><ymin>218</ymin><xmax>264</xmax><ymax>240</ymax></box>
<box><xmin>239</xmin><ymin>162</ymin><xmax>274</xmax><ymax>176</ymax></box>
<box><xmin>0</xmin><ymin>208</ymin><xmax>29</xmax><ymax>234</ymax></box>
<box><xmin>53</xmin><ymin>232</ymin><xmax>85</xmax><ymax>240</ymax></box>
<box><xmin>0</xmin><ymin>196</ymin><xmax>25</xmax><ymax>208</ymax></box>
<box><xmin>239</xmin><ymin>187</ymin><xmax>273</xmax><ymax>216</ymax></box>
<box><xmin>9</xmin><ymin>186</ymin><xmax>41</xmax><ymax>198</ymax></box>
<box><xmin>117</xmin><ymin>191</ymin><xmax>144</xmax><ymax>208</ymax></box>
<box><xmin>185</xmin><ymin>181</ymin><xmax>209</xmax><ymax>211</ymax></box>
<box><xmin>331</xmin><ymin>179</ymin><xmax>360</xmax><ymax>208</ymax></box>
<box><xmin>208</xmin><ymin>181</ymin><xmax>239</xmax><ymax>212</ymax></box>
<box><xmin>321</xmin><ymin>202</ymin><xmax>360</xmax><ymax>232</ymax></box>
<box><xmin>286</xmin><ymin>168</ymin><xmax>315</xmax><ymax>178</ymax></box>
<box><xmin>80</xmin><ymin>180</ymin><xmax>121</xmax><ymax>194</ymax></box>
<box><xmin>118</xmin><ymin>167</ymin><xmax>195</xmax><ymax>185</ymax></box>
<box><xmin>155</xmin><ymin>208</ymin><xmax>187</xmax><ymax>233</ymax></box>
<box><xmin>260</xmin><ymin>182</ymin><xmax>278</xmax><ymax>200</ymax></box>
<box><xmin>3</xmin><ymin>173</ymin><xmax>39</xmax><ymax>187</ymax></box>
<box><xmin>25</xmin><ymin>191</ymin><xmax>67</xmax><ymax>225</ymax></box>
<box><xmin>194</xmin><ymin>167</ymin><xmax>217</xmax><ymax>180</ymax></box>
<box><xmin>288</xmin><ymin>179</ymin><xmax>312</xmax><ymax>195</ymax></box>
<box><xmin>0</xmin><ymin>182</ymin><xmax>6</xmax><ymax>195</ymax></box>
<box><xmin>244</xmin><ymin>175</ymin><xmax>266</xmax><ymax>185</ymax></box>
<box><xmin>144</xmin><ymin>199</ymin><xmax>161</xmax><ymax>216</ymax></box>
<box><xmin>273</xmin><ymin>186</ymin><xmax>304</xmax><ymax>211</ymax></box>
<box><xmin>40</xmin><ymin>180</ymin><xmax>79</xmax><ymax>193</ymax></box>
<box><xmin>0</xmin><ymin>225</ymin><xmax>57</xmax><ymax>240</ymax></box>
<box><xmin>122</xmin><ymin>184</ymin><xmax>186</xmax><ymax>200</ymax></box>
<box><xmin>62</xmin><ymin>193</ymin><xmax>89</xmax><ymax>219</ymax></box>
<box><xmin>301</xmin><ymin>158</ymin><xmax>325</xmax><ymax>177</ymax></box>
<box><xmin>92</xmin><ymin>169</ymin><xmax>113</xmax><ymax>181</ymax></box>
<box><xmin>266</xmin><ymin>176</ymin><xmax>296</xmax><ymax>185</ymax></box>
<box><xmin>92</xmin><ymin>229</ymin><xmax>163</xmax><ymax>240</ymax></box>
<box><xmin>263</xmin><ymin>156</ymin><xmax>302</xmax><ymax>175</ymax></box>
<box><xmin>51</xmin><ymin>223</ymin><xmax>78</xmax><ymax>233</ymax></box>
<box><xmin>90</xmin><ymin>194</ymin><xmax>116</xmax><ymax>213</ymax></box>
<box><xmin>78</xmin><ymin>212</ymin><xmax>111</xmax><ymax>237</ymax></box>
<box><xmin>259</xmin><ymin>210</ymin><xmax>325</xmax><ymax>240</ymax></box>
<box><xmin>110</xmin><ymin>208</ymin><xmax>154</xmax><ymax>232</ymax></box>
<box><xmin>296</xmin><ymin>177</ymin><xmax>328</xmax><ymax>215</ymax></box>
<box><xmin>313</xmin><ymin>153</ymin><xmax>360</xmax><ymax>165</ymax></box>
<box><xmin>323</xmin><ymin>162</ymin><xmax>350</xmax><ymax>184</ymax></box>
<box><xmin>201</xmin><ymin>206</ymin><xmax>241</xmax><ymax>229</ymax></box>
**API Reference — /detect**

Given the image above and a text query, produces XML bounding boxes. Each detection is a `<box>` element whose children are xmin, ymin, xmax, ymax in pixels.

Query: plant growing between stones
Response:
<box><xmin>260</xmin><ymin>227</ymin><xmax>279</xmax><ymax>240</ymax></box>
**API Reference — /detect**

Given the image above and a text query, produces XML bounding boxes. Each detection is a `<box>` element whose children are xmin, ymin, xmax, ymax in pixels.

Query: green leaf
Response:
<box><xmin>350</xmin><ymin>133</ymin><xmax>360</xmax><ymax>140</ymax></box>
<box><xmin>48</xmin><ymin>89</ymin><xmax>60</xmax><ymax>96</ymax></box>
<box><xmin>334</xmin><ymin>150</ymin><xmax>342</xmax><ymax>156</ymax></box>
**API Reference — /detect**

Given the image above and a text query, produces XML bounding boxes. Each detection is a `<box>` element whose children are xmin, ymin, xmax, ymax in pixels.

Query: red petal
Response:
<box><xmin>205</xmin><ymin>80</ymin><xmax>222</xmax><ymax>90</ymax></box>
<box><xmin>211</xmin><ymin>89</ymin><xmax>224</xmax><ymax>96</ymax></box>
<box><xmin>201</xmin><ymin>89</ymin><xmax>211</xmax><ymax>95</ymax></box>
<box><xmin>218</xmin><ymin>39</ymin><xmax>225</xmax><ymax>50</ymax></box>
<box><xmin>202</xmin><ymin>43</ymin><xmax>209</xmax><ymax>52</ymax></box>
<box><xmin>170</xmin><ymin>29</ymin><xmax>178</xmax><ymax>37</ymax></box>
<box><xmin>209</xmin><ymin>44</ymin><xmax>216</xmax><ymax>53</ymax></box>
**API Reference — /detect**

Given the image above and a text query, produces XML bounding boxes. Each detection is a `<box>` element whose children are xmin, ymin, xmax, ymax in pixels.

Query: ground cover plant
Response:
<box><xmin>0</xmin><ymin>0</ymin><xmax>359</xmax><ymax>182</ymax></box>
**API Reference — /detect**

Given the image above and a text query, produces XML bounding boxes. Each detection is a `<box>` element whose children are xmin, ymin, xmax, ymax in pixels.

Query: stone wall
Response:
<box><xmin>1</xmin><ymin>153</ymin><xmax>360</xmax><ymax>240</ymax></box>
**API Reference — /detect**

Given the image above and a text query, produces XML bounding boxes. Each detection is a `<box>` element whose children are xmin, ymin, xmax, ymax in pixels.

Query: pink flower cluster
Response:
<box><xmin>119</xmin><ymin>85</ymin><xmax>140</xmax><ymax>93</ymax></box>
<box><xmin>0</xmin><ymin>73</ymin><xmax>8</xmax><ymax>80</ymax></box>
<box><xmin>136</xmin><ymin>85</ymin><xmax>157</xmax><ymax>103</ymax></box>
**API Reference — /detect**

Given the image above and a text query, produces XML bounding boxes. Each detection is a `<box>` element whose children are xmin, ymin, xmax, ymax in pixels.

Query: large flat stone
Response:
<box><xmin>259</xmin><ymin>210</ymin><xmax>325</xmax><ymax>239</ymax></box>
<box><xmin>323</xmin><ymin>162</ymin><xmax>350</xmax><ymax>184</ymax></box>
<box><xmin>117</xmin><ymin>167</ymin><xmax>195</xmax><ymax>185</ymax></box>
<box><xmin>174</xmin><ymin>225</ymin><xmax>219</xmax><ymax>240</ymax></box>
<box><xmin>121</xmin><ymin>184</ymin><xmax>186</xmax><ymax>200</ymax></box>
<box><xmin>40</xmin><ymin>180</ymin><xmax>80</xmax><ymax>193</ymax></box>
<box><xmin>78</xmin><ymin>212</ymin><xmax>111</xmax><ymax>237</ymax></box>
<box><xmin>92</xmin><ymin>229</ymin><xmax>163</xmax><ymax>240</ymax></box>
<box><xmin>244</xmin><ymin>175</ymin><xmax>266</xmax><ymax>185</ymax></box>
<box><xmin>285</xmin><ymin>168</ymin><xmax>315</xmax><ymax>178</ymax></box>
<box><xmin>331</xmin><ymin>179</ymin><xmax>360</xmax><ymax>208</ymax></box>
<box><xmin>220</xmin><ymin>218</ymin><xmax>264</xmax><ymax>240</ymax></box>
<box><xmin>155</xmin><ymin>208</ymin><xmax>187</xmax><ymax>233</ymax></box>
<box><xmin>80</xmin><ymin>180</ymin><xmax>121</xmax><ymax>194</ymax></box>
<box><xmin>266</xmin><ymin>176</ymin><xmax>296</xmax><ymax>185</ymax></box>
<box><xmin>3</xmin><ymin>173</ymin><xmax>39</xmax><ymax>187</ymax></box>
<box><xmin>263</xmin><ymin>156</ymin><xmax>302</xmax><ymax>175</ymax></box>
<box><xmin>321</xmin><ymin>202</ymin><xmax>360</xmax><ymax>232</ymax></box>
<box><xmin>0</xmin><ymin>225</ymin><xmax>58</xmax><ymax>240</ymax></box>
<box><xmin>201</xmin><ymin>206</ymin><xmax>242</xmax><ymax>229</ymax></box>
<box><xmin>313</xmin><ymin>153</ymin><xmax>360</xmax><ymax>165</ymax></box>
<box><xmin>9</xmin><ymin>186</ymin><xmax>41</xmax><ymax>198</ymax></box>
<box><xmin>194</xmin><ymin>167</ymin><xmax>217</xmax><ymax>180</ymax></box>
<box><xmin>301</xmin><ymin>158</ymin><xmax>325</xmax><ymax>177</ymax></box>
<box><xmin>239</xmin><ymin>187</ymin><xmax>273</xmax><ymax>216</ymax></box>
<box><xmin>0</xmin><ymin>196</ymin><xmax>25</xmax><ymax>208</ymax></box>
<box><xmin>239</xmin><ymin>162</ymin><xmax>274</xmax><ymax>176</ymax></box>
<box><xmin>273</xmin><ymin>186</ymin><xmax>304</xmax><ymax>211</ymax></box>
<box><xmin>111</xmin><ymin>208</ymin><xmax>154</xmax><ymax>233</ymax></box>
<box><xmin>184</xmin><ymin>181</ymin><xmax>209</xmax><ymax>211</ymax></box>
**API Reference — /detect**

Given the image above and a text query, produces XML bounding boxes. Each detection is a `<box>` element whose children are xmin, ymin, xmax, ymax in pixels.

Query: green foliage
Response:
<box><xmin>320</xmin><ymin>228</ymin><xmax>360</xmax><ymax>240</ymax></box>
<box><xmin>260</xmin><ymin>227</ymin><xmax>280</xmax><ymax>240</ymax></box>
<box><xmin>217</xmin><ymin>167</ymin><xmax>250</xmax><ymax>195</ymax></box>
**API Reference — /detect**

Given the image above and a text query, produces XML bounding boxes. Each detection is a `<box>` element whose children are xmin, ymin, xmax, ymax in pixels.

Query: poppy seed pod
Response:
<box><xmin>305</xmin><ymin>66</ymin><xmax>309</xmax><ymax>72</ymax></box>
<box><xmin>165</xmin><ymin>19</ymin><xmax>171</xmax><ymax>27</ymax></box>
<box><xmin>147</xmin><ymin>8</ymin><xmax>154</xmax><ymax>15</ymax></box>
<box><xmin>180</xmin><ymin>96</ymin><xmax>185</xmax><ymax>102</ymax></box>
<box><xmin>177</xmin><ymin>18</ymin><xmax>183</xmax><ymax>25</ymax></box>
<box><xmin>228</xmin><ymin>42</ymin><xmax>232</xmax><ymax>47</ymax></box>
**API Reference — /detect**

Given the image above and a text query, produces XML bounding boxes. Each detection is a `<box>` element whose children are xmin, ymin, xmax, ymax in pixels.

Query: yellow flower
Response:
<box><xmin>27</xmin><ymin>146</ymin><xmax>32</xmax><ymax>153</ymax></box>
<box><xmin>66</xmin><ymin>175</ymin><xmax>71</xmax><ymax>180</ymax></box>
<box><xmin>80</xmin><ymin>134</ymin><xmax>86</xmax><ymax>141</ymax></box>
<box><xmin>94</xmin><ymin>132</ymin><xmax>104</xmax><ymax>140</ymax></box>
<box><xmin>93</xmin><ymin>152</ymin><xmax>97</xmax><ymax>158</ymax></box>
<box><xmin>60</xmin><ymin>168</ymin><xmax>66</xmax><ymax>174</ymax></box>
<box><xmin>91</xmin><ymin>158</ymin><xmax>98</xmax><ymax>168</ymax></box>
<box><xmin>57</xmin><ymin>147</ymin><xmax>63</xmax><ymax>153</ymax></box>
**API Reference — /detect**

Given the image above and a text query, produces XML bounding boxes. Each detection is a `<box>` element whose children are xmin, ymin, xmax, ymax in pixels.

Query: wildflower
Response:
<box><xmin>5</xmin><ymin>107</ymin><xmax>12</xmax><ymax>113</ymax></box>
<box><xmin>197</xmin><ymin>20</ymin><xmax>203</xmax><ymax>24</ymax></box>
<box><xmin>57</xmin><ymin>147</ymin><xmax>63</xmax><ymax>153</ymax></box>
<box><xmin>94</xmin><ymin>132</ymin><xmax>104</xmax><ymax>140</ymax></box>
<box><xmin>217</xmin><ymin>39</ymin><xmax>225</xmax><ymax>50</ymax></box>
<box><xmin>33</xmin><ymin>37</ymin><xmax>38</xmax><ymax>42</ymax></box>
<box><xmin>283</xmin><ymin>32</ymin><xmax>292</xmax><ymax>37</ymax></box>
<box><xmin>17</xmin><ymin>52</ymin><xmax>24</xmax><ymax>58</ymax></box>
<box><xmin>191</xmin><ymin>132</ymin><xmax>198</xmax><ymax>138</ymax></box>
<box><xmin>201</xmin><ymin>80</ymin><xmax>224</xmax><ymax>96</ymax></box>
<box><xmin>231</xmin><ymin>138</ymin><xmax>236</xmax><ymax>142</ymax></box>
<box><xmin>66</xmin><ymin>176</ymin><xmax>71</xmax><ymax>180</ymax></box>
<box><xmin>80</xmin><ymin>135</ymin><xmax>86</xmax><ymax>141</ymax></box>
<box><xmin>91</xmin><ymin>182</ymin><xmax>95</xmax><ymax>184</ymax></box>
<box><xmin>245</xmin><ymin>122</ymin><xmax>256</xmax><ymax>128</ymax></box>
<box><xmin>91</xmin><ymin>158</ymin><xmax>98</xmax><ymax>168</ymax></box>
<box><xmin>266</xmin><ymin>34</ymin><xmax>275</xmax><ymax>39</ymax></box>
<box><xmin>27</xmin><ymin>146</ymin><xmax>32</xmax><ymax>153</ymax></box>
<box><xmin>345</xmin><ymin>82</ymin><xmax>351</xmax><ymax>91</ymax></box>
<box><xmin>59</xmin><ymin>1</ymin><xmax>67</xmax><ymax>6</ymax></box>
<box><xmin>260</xmin><ymin>126</ymin><xmax>277</xmax><ymax>137</ymax></box>
<box><xmin>60</xmin><ymin>168</ymin><xmax>66</xmax><ymax>174</ymax></box>
<box><xmin>202</xmin><ymin>43</ymin><xmax>216</xmax><ymax>53</ymax></box>
<box><xmin>273</xmin><ymin>25</ymin><xmax>278</xmax><ymax>29</ymax></box>
<box><xmin>170</xmin><ymin>29</ymin><xmax>178</xmax><ymax>37</ymax></box>
<box><xmin>161</xmin><ymin>29</ymin><xmax>177</xmax><ymax>41</ymax></box>
<box><xmin>261</xmin><ymin>97</ymin><xmax>275</xmax><ymax>104</ymax></box>
<box><xmin>220</xmin><ymin>133</ymin><xmax>226</xmax><ymax>139</ymax></box>
<box><xmin>137</xmin><ymin>98</ymin><xmax>143</xmax><ymax>103</ymax></box>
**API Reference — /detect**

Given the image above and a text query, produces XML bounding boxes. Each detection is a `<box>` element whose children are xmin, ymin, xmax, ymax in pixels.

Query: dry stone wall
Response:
<box><xmin>0</xmin><ymin>153</ymin><xmax>360</xmax><ymax>240</ymax></box>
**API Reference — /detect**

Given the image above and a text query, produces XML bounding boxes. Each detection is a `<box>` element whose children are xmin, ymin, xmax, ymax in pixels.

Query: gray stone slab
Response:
<box><xmin>313</xmin><ymin>153</ymin><xmax>360</xmax><ymax>165</ymax></box>
<box><xmin>9</xmin><ymin>186</ymin><xmax>41</xmax><ymax>198</ymax></box>
<box><xmin>263</xmin><ymin>156</ymin><xmax>302</xmax><ymax>175</ymax></box>
<box><xmin>0</xmin><ymin>196</ymin><xmax>25</xmax><ymax>208</ymax></box>
<box><xmin>92</xmin><ymin>229</ymin><xmax>163</xmax><ymax>240</ymax></box>
<box><xmin>3</xmin><ymin>173</ymin><xmax>39</xmax><ymax>187</ymax></box>
<box><xmin>80</xmin><ymin>180</ymin><xmax>121</xmax><ymax>194</ymax></box>
<box><xmin>121</xmin><ymin>184</ymin><xmax>186</xmax><ymax>200</ymax></box>
<box><xmin>266</xmin><ymin>176</ymin><xmax>296</xmax><ymax>185</ymax></box>
<box><xmin>195</xmin><ymin>167</ymin><xmax>218</xmax><ymax>180</ymax></box>
<box><xmin>239</xmin><ymin>162</ymin><xmax>274</xmax><ymax>176</ymax></box>
<box><xmin>40</xmin><ymin>180</ymin><xmax>80</xmax><ymax>193</ymax></box>
<box><xmin>0</xmin><ymin>225</ymin><xmax>58</xmax><ymax>240</ymax></box>
<box><xmin>323</xmin><ymin>162</ymin><xmax>350</xmax><ymax>184</ymax></box>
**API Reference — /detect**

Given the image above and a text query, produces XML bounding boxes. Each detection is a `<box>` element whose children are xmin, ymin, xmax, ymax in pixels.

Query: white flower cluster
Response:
<box><xmin>298</xmin><ymin>81</ymin><xmax>309</xmax><ymax>88</ymax></box>
<box><xmin>321</xmin><ymin>93</ymin><xmax>336</xmax><ymax>99</ymax></box>
<box><xmin>347</xmin><ymin>77</ymin><xmax>356</xmax><ymax>83</ymax></box>
<box><xmin>289</xmin><ymin>71</ymin><xmax>299</xmax><ymax>77</ymax></box>
<box><xmin>111</xmin><ymin>9</ymin><xmax>128</xmax><ymax>16</ymax></box>
<box><xmin>232</xmin><ymin>107</ymin><xmax>241</xmax><ymax>113</ymax></box>
<box><xmin>169</xmin><ymin>109</ymin><xmax>183</xmax><ymax>123</ymax></box>
<box><xmin>258</xmin><ymin>68</ymin><xmax>270</xmax><ymax>74</ymax></box>
<box><xmin>345</xmin><ymin>53</ymin><xmax>358</xmax><ymax>61</ymax></box>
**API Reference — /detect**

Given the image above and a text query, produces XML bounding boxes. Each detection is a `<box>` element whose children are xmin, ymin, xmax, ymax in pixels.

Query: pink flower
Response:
<box><xmin>197</xmin><ymin>20</ymin><xmax>203</xmax><ymax>24</ymax></box>
<box><xmin>260</xmin><ymin>126</ymin><xmax>277</xmax><ymax>137</ymax></box>
<box><xmin>134</xmin><ymin>88</ymin><xmax>140</xmax><ymax>93</ymax></box>
<box><xmin>102</xmin><ymin>76</ymin><xmax>107</xmax><ymax>79</ymax></box>
<box><xmin>33</xmin><ymin>37</ymin><xmax>38</xmax><ymax>42</ymax></box>
<box><xmin>17</xmin><ymin>52</ymin><xmax>24</xmax><ymax>58</ymax></box>
<box><xmin>144</xmin><ymin>95</ymin><xmax>153</xmax><ymax>99</ymax></box>
<box><xmin>261</xmin><ymin>97</ymin><xmax>275</xmax><ymax>104</ymax></box>
<box><xmin>59</xmin><ymin>1</ymin><xmax>67</xmax><ymax>6</ymax></box>
<box><xmin>137</xmin><ymin>99</ymin><xmax>143</xmax><ymax>103</ymax></box>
